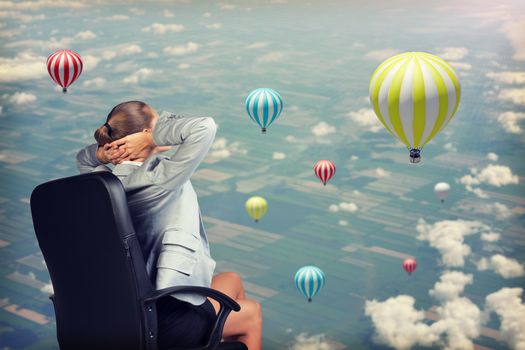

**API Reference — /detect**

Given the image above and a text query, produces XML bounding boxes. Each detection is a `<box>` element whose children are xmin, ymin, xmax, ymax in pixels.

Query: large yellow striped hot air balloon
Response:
<box><xmin>369</xmin><ymin>52</ymin><xmax>461</xmax><ymax>163</ymax></box>
<box><xmin>245</xmin><ymin>196</ymin><xmax>267</xmax><ymax>223</ymax></box>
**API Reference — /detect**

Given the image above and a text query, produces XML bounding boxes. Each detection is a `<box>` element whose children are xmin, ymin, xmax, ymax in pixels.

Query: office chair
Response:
<box><xmin>30</xmin><ymin>171</ymin><xmax>247</xmax><ymax>350</ymax></box>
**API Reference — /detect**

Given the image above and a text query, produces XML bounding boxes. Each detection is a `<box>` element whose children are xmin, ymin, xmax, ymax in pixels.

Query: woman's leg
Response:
<box><xmin>208</xmin><ymin>272</ymin><xmax>262</xmax><ymax>350</ymax></box>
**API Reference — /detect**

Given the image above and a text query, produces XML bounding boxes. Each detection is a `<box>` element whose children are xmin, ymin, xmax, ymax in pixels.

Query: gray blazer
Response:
<box><xmin>76</xmin><ymin>112</ymin><xmax>217</xmax><ymax>305</ymax></box>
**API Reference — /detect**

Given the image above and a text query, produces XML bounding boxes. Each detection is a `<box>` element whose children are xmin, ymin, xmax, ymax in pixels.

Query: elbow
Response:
<box><xmin>201</xmin><ymin>117</ymin><xmax>217</xmax><ymax>140</ymax></box>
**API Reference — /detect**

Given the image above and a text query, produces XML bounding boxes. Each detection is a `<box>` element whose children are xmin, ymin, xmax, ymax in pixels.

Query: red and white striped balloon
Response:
<box><xmin>313</xmin><ymin>160</ymin><xmax>336</xmax><ymax>186</ymax></box>
<box><xmin>403</xmin><ymin>258</ymin><xmax>417</xmax><ymax>275</ymax></box>
<box><xmin>46</xmin><ymin>49</ymin><xmax>83</xmax><ymax>93</ymax></box>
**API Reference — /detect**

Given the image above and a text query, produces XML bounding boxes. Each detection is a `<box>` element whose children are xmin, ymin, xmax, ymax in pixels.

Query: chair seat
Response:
<box><xmin>218</xmin><ymin>341</ymin><xmax>248</xmax><ymax>350</ymax></box>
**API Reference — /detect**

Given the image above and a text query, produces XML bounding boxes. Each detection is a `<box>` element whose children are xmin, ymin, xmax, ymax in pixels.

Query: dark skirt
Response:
<box><xmin>156</xmin><ymin>296</ymin><xmax>217</xmax><ymax>349</ymax></box>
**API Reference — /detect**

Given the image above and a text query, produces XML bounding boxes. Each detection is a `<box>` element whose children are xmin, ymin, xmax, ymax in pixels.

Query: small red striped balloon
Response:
<box><xmin>403</xmin><ymin>258</ymin><xmax>417</xmax><ymax>275</ymax></box>
<box><xmin>46</xmin><ymin>49</ymin><xmax>83</xmax><ymax>93</ymax></box>
<box><xmin>313</xmin><ymin>160</ymin><xmax>336</xmax><ymax>186</ymax></box>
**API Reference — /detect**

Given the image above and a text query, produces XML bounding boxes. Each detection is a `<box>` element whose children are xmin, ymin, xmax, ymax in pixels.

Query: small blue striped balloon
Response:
<box><xmin>245</xmin><ymin>88</ymin><xmax>283</xmax><ymax>133</ymax></box>
<box><xmin>294</xmin><ymin>266</ymin><xmax>325</xmax><ymax>303</ymax></box>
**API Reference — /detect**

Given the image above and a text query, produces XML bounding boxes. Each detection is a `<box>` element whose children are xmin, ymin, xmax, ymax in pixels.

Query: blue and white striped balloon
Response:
<box><xmin>294</xmin><ymin>266</ymin><xmax>325</xmax><ymax>303</ymax></box>
<box><xmin>245</xmin><ymin>88</ymin><xmax>283</xmax><ymax>133</ymax></box>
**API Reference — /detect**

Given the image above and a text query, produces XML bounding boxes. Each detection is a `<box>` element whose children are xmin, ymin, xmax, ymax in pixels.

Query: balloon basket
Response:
<box><xmin>308</xmin><ymin>298</ymin><xmax>312</xmax><ymax>303</ymax></box>
<box><xmin>62</xmin><ymin>87</ymin><xmax>67</xmax><ymax>93</ymax></box>
<box><xmin>261</xmin><ymin>128</ymin><xmax>267</xmax><ymax>134</ymax></box>
<box><xmin>409</xmin><ymin>148</ymin><xmax>421</xmax><ymax>163</ymax></box>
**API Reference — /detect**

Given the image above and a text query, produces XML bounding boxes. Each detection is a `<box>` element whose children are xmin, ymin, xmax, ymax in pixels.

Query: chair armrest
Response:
<box><xmin>144</xmin><ymin>286</ymin><xmax>240</xmax><ymax>311</ymax></box>
<box><xmin>144</xmin><ymin>286</ymin><xmax>243</xmax><ymax>350</ymax></box>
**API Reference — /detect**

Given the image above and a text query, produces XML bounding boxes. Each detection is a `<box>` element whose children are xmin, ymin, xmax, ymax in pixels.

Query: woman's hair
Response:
<box><xmin>94</xmin><ymin>100</ymin><xmax>155</xmax><ymax>145</ymax></box>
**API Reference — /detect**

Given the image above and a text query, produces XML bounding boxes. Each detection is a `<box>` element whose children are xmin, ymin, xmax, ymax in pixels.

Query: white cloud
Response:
<box><xmin>338</xmin><ymin>220</ymin><xmax>348</xmax><ymax>226</ymax></box>
<box><xmin>477</xmin><ymin>255</ymin><xmax>525</xmax><ymax>278</ymax></box>
<box><xmin>0</xmin><ymin>0</ymin><xmax>86</xmax><ymax>10</ymax></box>
<box><xmin>443</xmin><ymin>142</ymin><xmax>457</xmax><ymax>152</ymax></box>
<box><xmin>6</xmin><ymin>30</ymin><xmax>96</xmax><ymax>50</ymax></box>
<box><xmin>163</xmin><ymin>9</ymin><xmax>174</xmax><ymax>18</ymax></box>
<box><xmin>129</xmin><ymin>7</ymin><xmax>144</xmax><ymax>15</ymax></box>
<box><xmin>365</xmin><ymin>295</ymin><xmax>438</xmax><ymax>350</ymax></box>
<box><xmin>246</xmin><ymin>42</ymin><xmax>268</xmax><ymax>49</ymax></box>
<box><xmin>498</xmin><ymin>88</ymin><xmax>525</xmax><ymax>106</ymax></box>
<box><xmin>347</xmin><ymin>108</ymin><xmax>382</xmax><ymax>132</ymax></box>
<box><xmin>203</xmin><ymin>12</ymin><xmax>212</xmax><ymax>17</ymax></box>
<box><xmin>429</xmin><ymin>271</ymin><xmax>473</xmax><ymax>302</ymax></box>
<box><xmin>142</xmin><ymin>23</ymin><xmax>185</xmax><ymax>34</ymax></box>
<box><xmin>105</xmin><ymin>14</ymin><xmax>128</xmax><ymax>21</ymax></box>
<box><xmin>5</xmin><ymin>92</ymin><xmax>37</xmax><ymax>105</ymax></box>
<box><xmin>375</xmin><ymin>168</ymin><xmax>390</xmax><ymax>177</ymax></box>
<box><xmin>486</xmin><ymin>71</ymin><xmax>525</xmax><ymax>84</ymax></box>
<box><xmin>328</xmin><ymin>204</ymin><xmax>339</xmax><ymax>213</ymax></box>
<box><xmin>219</xmin><ymin>3</ymin><xmax>235</xmax><ymax>10</ymax></box>
<box><xmin>82</xmin><ymin>77</ymin><xmax>106</xmax><ymax>89</ymax></box>
<box><xmin>437</xmin><ymin>47</ymin><xmax>469</xmax><ymax>61</ymax></box>
<box><xmin>164</xmin><ymin>42</ymin><xmax>200</xmax><ymax>56</ymax></box>
<box><xmin>449</xmin><ymin>62</ymin><xmax>472</xmax><ymax>71</ymax></box>
<box><xmin>0</xmin><ymin>10</ymin><xmax>45</xmax><ymax>22</ymax></box>
<box><xmin>487</xmin><ymin>152</ymin><xmax>499</xmax><ymax>161</ymax></box>
<box><xmin>122</xmin><ymin>68</ymin><xmax>154</xmax><ymax>84</ymax></box>
<box><xmin>75</xmin><ymin>30</ymin><xmax>96</xmax><ymax>40</ymax></box>
<box><xmin>329</xmin><ymin>202</ymin><xmax>358</xmax><ymax>213</ymax></box>
<box><xmin>40</xmin><ymin>283</ymin><xmax>54</xmax><ymax>294</ymax></box>
<box><xmin>0</xmin><ymin>106</ymin><xmax>3</xmax><ymax>115</ymax></box>
<box><xmin>257</xmin><ymin>52</ymin><xmax>284</xmax><ymax>63</ymax></box>
<box><xmin>0</xmin><ymin>24</ymin><xmax>26</xmax><ymax>38</ymax></box>
<box><xmin>177</xmin><ymin>63</ymin><xmax>190</xmax><ymax>70</ymax></box>
<box><xmin>0</xmin><ymin>51</ymin><xmax>46</xmax><ymax>83</ymax></box>
<box><xmin>481</xmin><ymin>232</ymin><xmax>500</xmax><ymax>242</ymax></box>
<box><xmin>206</xmin><ymin>23</ymin><xmax>222</xmax><ymax>29</ymax></box>
<box><xmin>461</xmin><ymin>164</ymin><xmax>519</xmax><ymax>187</ymax></box>
<box><xmin>311</xmin><ymin>121</ymin><xmax>335</xmax><ymax>137</ymax></box>
<box><xmin>416</xmin><ymin>219</ymin><xmax>489</xmax><ymax>267</ymax></box>
<box><xmin>80</xmin><ymin>55</ymin><xmax>100</xmax><ymax>73</ymax></box>
<box><xmin>459</xmin><ymin>164</ymin><xmax>519</xmax><ymax>197</ymax></box>
<box><xmin>339</xmin><ymin>202</ymin><xmax>358</xmax><ymax>213</ymax></box>
<box><xmin>290</xmin><ymin>333</ymin><xmax>336</xmax><ymax>350</ymax></box>
<box><xmin>272</xmin><ymin>152</ymin><xmax>286</xmax><ymax>160</ymax></box>
<box><xmin>99</xmin><ymin>43</ymin><xmax>142</xmax><ymax>60</ymax></box>
<box><xmin>485</xmin><ymin>288</ymin><xmax>525</xmax><ymax>350</ymax></box>
<box><xmin>497</xmin><ymin>111</ymin><xmax>525</xmax><ymax>133</ymax></box>
<box><xmin>431</xmin><ymin>296</ymin><xmax>483</xmax><ymax>350</ymax></box>
<box><xmin>457</xmin><ymin>201</ymin><xmax>525</xmax><ymax>220</ymax></box>
<box><xmin>501</xmin><ymin>17</ymin><xmax>525</xmax><ymax>61</ymax></box>
<box><xmin>285</xmin><ymin>135</ymin><xmax>298</xmax><ymax>143</ymax></box>
<box><xmin>365</xmin><ymin>49</ymin><xmax>400</xmax><ymax>61</ymax></box>
<box><xmin>366</xmin><ymin>271</ymin><xmax>484</xmax><ymax>350</ymax></box>
<box><xmin>350</xmin><ymin>155</ymin><xmax>359</xmax><ymax>161</ymax></box>
<box><xmin>210</xmin><ymin>137</ymin><xmax>246</xmax><ymax>159</ymax></box>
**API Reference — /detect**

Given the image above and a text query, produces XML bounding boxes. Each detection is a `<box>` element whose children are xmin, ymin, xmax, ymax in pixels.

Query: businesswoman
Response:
<box><xmin>76</xmin><ymin>101</ymin><xmax>262</xmax><ymax>350</ymax></box>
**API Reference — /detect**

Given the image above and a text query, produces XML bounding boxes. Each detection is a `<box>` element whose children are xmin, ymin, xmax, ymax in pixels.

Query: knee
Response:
<box><xmin>224</xmin><ymin>272</ymin><xmax>242</xmax><ymax>285</ymax></box>
<box><xmin>245</xmin><ymin>299</ymin><xmax>262</xmax><ymax>325</ymax></box>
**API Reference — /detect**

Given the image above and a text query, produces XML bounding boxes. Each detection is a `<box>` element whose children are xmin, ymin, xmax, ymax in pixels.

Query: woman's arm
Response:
<box><xmin>75</xmin><ymin>143</ymin><xmax>113</xmax><ymax>174</ymax></box>
<box><xmin>148</xmin><ymin>115</ymin><xmax>217</xmax><ymax>190</ymax></box>
<box><xmin>108</xmin><ymin>114</ymin><xmax>217</xmax><ymax>190</ymax></box>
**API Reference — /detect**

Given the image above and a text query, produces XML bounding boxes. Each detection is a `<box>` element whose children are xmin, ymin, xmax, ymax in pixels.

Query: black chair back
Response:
<box><xmin>30</xmin><ymin>172</ymin><xmax>157</xmax><ymax>350</ymax></box>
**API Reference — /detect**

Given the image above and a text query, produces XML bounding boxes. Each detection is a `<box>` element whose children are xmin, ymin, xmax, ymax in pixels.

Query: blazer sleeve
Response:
<box><xmin>133</xmin><ymin>113</ymin><xmax>217</xmax><ymax>190</ymax></box>
<box><xmin>75</xmin><ymin>143</ymin><xmax>111</xmax><ymax>174</ymax></box>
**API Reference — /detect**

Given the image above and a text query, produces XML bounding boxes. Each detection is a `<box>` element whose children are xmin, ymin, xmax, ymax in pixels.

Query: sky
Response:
<box><xmin>0</xmin><ymin>0</ymin><xmax>525</xmax><ymax>349</ymax></box>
